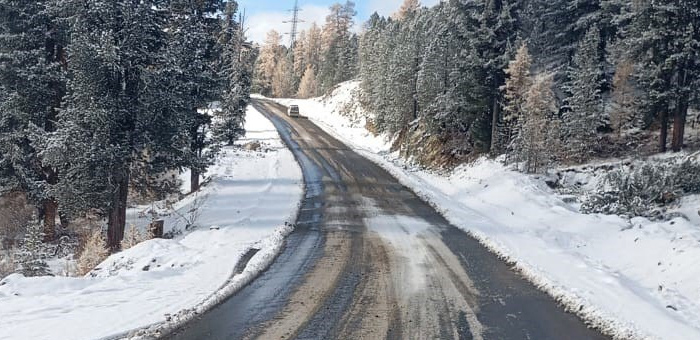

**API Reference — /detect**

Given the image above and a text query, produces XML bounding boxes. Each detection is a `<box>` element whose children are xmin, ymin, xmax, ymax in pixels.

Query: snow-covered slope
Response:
<box><xmin>270</xmin><ymin>81</ymin><xmax>700</xmax><ymax>340</ymax></box>
<box><xmin>0</xmin><ymin>105</ymin><xmax>303</xmax><ymax>340</ymax></box>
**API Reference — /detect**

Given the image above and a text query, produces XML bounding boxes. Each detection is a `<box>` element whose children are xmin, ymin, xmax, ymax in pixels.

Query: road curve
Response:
<box><xmin>166</xmin><ymin>99</ymin><xmax>608</xmax><ymax>340</ymax></box>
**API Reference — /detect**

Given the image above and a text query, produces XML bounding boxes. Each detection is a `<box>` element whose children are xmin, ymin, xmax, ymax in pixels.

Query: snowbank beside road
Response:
<box><xmin>270</xmin><ymin>81</ymin><xmax>700</xmax><ymax>340</ymax></box>
<box><xmin>0</xmin><ymin>105</ymin><xmax>303</xmax><ymax>340</ymax></box>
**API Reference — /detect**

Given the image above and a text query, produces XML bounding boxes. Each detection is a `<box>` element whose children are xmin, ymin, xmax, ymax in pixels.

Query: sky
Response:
<box><xmin>238</xmin><ymin>0</ymin><xmax>440</xmax><ymax>45</ymax></box>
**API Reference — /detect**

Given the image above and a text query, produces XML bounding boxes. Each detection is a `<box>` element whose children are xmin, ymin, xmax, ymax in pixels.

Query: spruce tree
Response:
<box><xmin>564</xmin><ymin>25</ymin><xmax>604</xmax><ymax>162</ymax></box>
<box><xmin>45</xmin><ymin>0</ymin><xmax>175</xmax><ymax>251</ymax></box>
<box><xmin>214</xmin><ymin>2</ymin><xmax>254</xmax><ymax>146</ymax></box>
<box><xmin>15</xmin><ymin>218</ymin><xmax>51</xmax><ymax>277</ymax></box>
<box><xmin>616</xmin><ymin>0</ymin><xmax>700</xmax><ymax>152</ymax></box>
<box><xmin>0</xmin><ymin>0</ymin><xmax>67</xmax><ymax>239</ymax></box>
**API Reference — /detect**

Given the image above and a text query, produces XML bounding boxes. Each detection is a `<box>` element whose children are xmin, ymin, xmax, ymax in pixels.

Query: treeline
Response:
<box><xmin>359</xmin><ymin>0</ymin><xmax>699</xmax><ymax>171</ymax></box>
<box><xmin>0</xmin><ymin>0</ymin><xmax>255</xmax><ymax>250</ymax></box>
<box><xmin>253</xmin><ymin>1</ymin><xmax>358</xmax><ymax>98</ymax></box>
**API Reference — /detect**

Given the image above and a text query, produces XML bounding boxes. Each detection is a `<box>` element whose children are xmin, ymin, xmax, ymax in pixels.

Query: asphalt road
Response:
<box><xmin>166</xmin><ymin>99</ymin><xmax>608</xmax><ymax>340</ymax></box>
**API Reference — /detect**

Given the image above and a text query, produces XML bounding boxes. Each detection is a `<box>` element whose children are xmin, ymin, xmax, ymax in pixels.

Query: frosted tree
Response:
<box><xmin>297</xmin><ymin>66</ymin><xmax>319</xmax><ymax>99</ymax></box>
<box><xmin>500</xmin><ymin>44</ymin><xmax>532</xmax><ymax>157</ymax></box>
<box><xmin>165</xmin><ymin>0</ymin><xmax>226</xmax><ymax>193</ymax></box>
<box><xmin>0</xmin><ymin>0</ymin><xmax>67</xmax><ymax>239</ymax></box>
<box><xmin>609</xmin><ymin>59</ymin><xmax>639</xmax><ymax>139</ymax></box>
<box><xmin>520</xmin><ymin>73</ymin><xmax>558</xmax><ymax>173</ymax></box>
<box><xmin>44</xmin><ymin>0</ymin><xmax>183</xmax><ymax>250</ymax></box>
<box><xmin>564</xmin><ymin>25</ymin><xmax>604</xmax><ymax>162</ymax></box>
<box><xmin>616</xmin><ymin>0</ymin><xmax>700</xmax><ymax>152</ymax></box>
<box><xmin>214</xmin><ymin>2</ymin><xmax>254</xmax><ymax>145</ymax></box>
<box><xmin>15</xmin><ymin>219</ymin><xmax>51</xmax><ymax>277</ymax></box>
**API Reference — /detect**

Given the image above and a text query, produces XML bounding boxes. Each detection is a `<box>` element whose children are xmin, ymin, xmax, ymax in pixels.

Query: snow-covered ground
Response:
<box><xmin>0</xmin><ymin>106</ymin><xmax>303</xmax><ymax>340</ymax></box>
<box><xmin>271</xmin><ymin>81</ymin><xmax>700</xmax><ymax>340</ymax></box>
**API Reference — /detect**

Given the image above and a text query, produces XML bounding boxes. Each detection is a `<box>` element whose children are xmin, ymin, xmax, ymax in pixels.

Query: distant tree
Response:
<box><xmin>297</xmin><ymin>66</ymin><xmax>319</xmax><ymax>99</ymax></box>
<box><xmin>394</xmin><ymin>0</ymin><xmax>420</xmax><ymax>20</ymax></box>
<box><xmin>318</xmin><ymin>1</ymin><xmax>358</xmax><ymax>92</ymax></box>
<box><xmin>272</xmin><ymin>53</ymin><xmax>295</xmax><ymax>97</ymax></box>
<box><xmin>253</xmin><ymin>30</ymin><xmax>283</xmax><ymax>96</ymax></box>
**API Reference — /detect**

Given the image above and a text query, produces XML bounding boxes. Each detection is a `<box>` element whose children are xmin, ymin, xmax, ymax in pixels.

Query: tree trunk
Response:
<box><xmin>671</xmin><ymin>96</ymin><xmax>688</xmax><ymax>152</ymax></box>
<box><xmin>659</xmin><ymin>108</ymin><xmax>669</xmax><ymax>153</ymax></box>
<box><xmin>490</xmin><ymin>95</ymin><xmax>501</xmax><ymax>153</ymax></box>
<box><xmin>191</xmin><ymin>169</ymin><xmax>200</xmax><ymax>193</ymax></box>
<box><xmin>107</xmin><ymin>174</ymin><xmax>129</xmax><ymax>252</ymax></box>
<box><xmin>42</xmin><ymin>199</ymin><xmax>58</xmax><ymax>241</ymax></box>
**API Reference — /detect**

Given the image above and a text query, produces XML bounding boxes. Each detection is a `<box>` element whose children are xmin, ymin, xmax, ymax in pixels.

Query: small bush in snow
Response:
<box><xmin>0</xmin><ymin>250</ymin><xmax>17</xmax><ymax>279</ymax></box>
<box><xmin>15</xmin><ymin>219</ymin><xmax>52</xmax><ymax>277</ymax></box>
<box><xmin>582</xmin><ymin>159</ymin><xmax>700</xmax><ymax>217</ymax></box>
<box><xmin>121</xmin><ymin>224</ymin><xmax>151</xmax><ymax>250</ymax></box>
<box><xmin>77</xmin><ymin>229</ymin><xmax>109</xmax><ymax>276</ymax></box>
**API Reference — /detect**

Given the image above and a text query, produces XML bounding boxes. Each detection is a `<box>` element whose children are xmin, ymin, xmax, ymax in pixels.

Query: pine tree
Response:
<box><xmin>45</xmin><ymin>0</ymin><xmax>179</xmax><ymax>251</ymax></box>
<box><xmin>15</xmin><ymin>218</ymin><xmax>51</xmax><ymax>277</ymax></box>
<box><xmin>166</xmin><ymin>0</ymin><xmax>226</xmax><ymax>193</ymax></box>
<box><xmin>616</xmin><ymin>0</ymin><xmax>700</xmax><ymax>152</ymax></box>
<box><xmin>564</xmin><ymin>25</ymin><xmax>604</xmax><ymax>162</ymax></box>
<box><xmin>0</xmin><ymin>0</ymin><xmax>67</xmax><ymax>239</ymax></box>
<box><xmin>214</xmin><ymin>2</ymin><xmax>254</xmax><ymax>146</ymax></box>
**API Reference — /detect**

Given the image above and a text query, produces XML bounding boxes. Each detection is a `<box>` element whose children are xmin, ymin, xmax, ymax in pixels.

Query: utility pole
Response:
<box><xmin>283</xmin><ymin>0</ymin><xmax>303</xmax><ymax>48</ymax></box>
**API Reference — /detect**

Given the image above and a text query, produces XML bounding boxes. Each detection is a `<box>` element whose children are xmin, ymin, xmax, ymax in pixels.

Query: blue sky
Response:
<box><xmin>238</xmin><ymin>0</ymin><xmax>439</xmax><ymax>44</ymax></box>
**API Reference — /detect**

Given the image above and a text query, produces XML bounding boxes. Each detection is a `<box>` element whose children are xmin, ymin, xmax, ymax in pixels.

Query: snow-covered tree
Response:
<box><xmin>616</xmin><ymin>0</ymin><xmax>700</xmax><ymax>152</ymax></box>
<box><xmin>44</xmin><ymin>0</ymin><xmax>180</xmax><ymax>250</ymax></box>
<box><xmin>15</xmin><ymin>218</ymin><xmax>51</xmax><ymax>277</ymax></box>
<box><xmin>214</xmin><ymin>1</ymin><xmax>254</xmax><ymax>145</ymax></box>
<box><xmin>0</xmin><ymin>0</ymin><xmax>67</xmax><ymax>239</ymax></box>
<box><xmin>394</xmin><ymin>0</ymin><xmax>420</xmax><ymax>20</ymax></box>
<box><xmin>564</xmin><ymin>25</ymin><xmax>604</xmax><ymax>162</ymax></box>
<box><xmin>272</xmin><ymin>53</ymin><xmax>295</xmax><ymax>98</ymax></box>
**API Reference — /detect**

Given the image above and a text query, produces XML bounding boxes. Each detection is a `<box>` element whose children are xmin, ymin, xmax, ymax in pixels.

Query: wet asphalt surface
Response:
<box><xmin>165</xmin><ymin>99</ymin><xmax>609</xmax><ymax>340</ymax></box>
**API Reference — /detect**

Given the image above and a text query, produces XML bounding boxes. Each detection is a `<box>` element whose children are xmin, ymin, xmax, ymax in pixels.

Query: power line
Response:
<box><xmin>283</xmin><ymin>0</ymin><xmax>304</xmax><ymax>48</ymax></box>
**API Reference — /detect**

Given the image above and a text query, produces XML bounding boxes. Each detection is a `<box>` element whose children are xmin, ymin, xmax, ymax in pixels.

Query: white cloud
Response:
<box><xmin>245</xmin><ymin>4</ymin><xmax>330</xmax><ymax>45</ymax></box>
